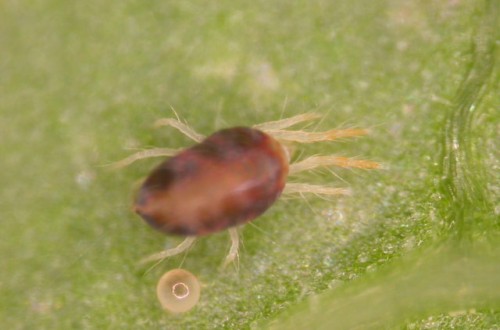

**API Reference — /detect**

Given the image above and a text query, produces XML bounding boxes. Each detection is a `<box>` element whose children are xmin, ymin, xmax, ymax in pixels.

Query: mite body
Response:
<box><xmin>135</xmin><ymin>127</ymin><xmax>288</xmax><ymax>236</ymax></box>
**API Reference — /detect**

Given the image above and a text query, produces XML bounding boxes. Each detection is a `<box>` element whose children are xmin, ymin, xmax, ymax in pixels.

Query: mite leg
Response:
<box><xmin>289</xmin><ymin>155</ymin><xmax>380</xmax><ymax>175</ymax></box>
<box><xmin>267</xmin><ymin>128</ymin><xmax>369</xmax><ymax>144</ymax></box>
<box><xmin>139</xmin><ymin>236</ymin><xmax>197</xmax><ymax>265</ymax></box>
<box><xmin>254</xmin><ymin>113</ymin><xmax>321</xmax><ymax>131</ymax></box>
<box><xmin>111</xmin><ymin>148</ymin><xmax>178</xmax><ymax>169</ymax></box>
<box><xmin>112</xmin><ymin>118</ymin><xmax>203</xmax><ymax>168</ymax></box>
<box><xmin>283</xmin><ymin>183</ymin><xmax>351</xmax><ymax>196</ymax></box>
<box><xmin>223</xmin><ymin>228</ymin><xmax>239</xmax><ymax>268</ymax></box>
<box><xmin>154</xmin><ymin>118</ymin><xmax>205</xmax><ymax>142</ymax></box>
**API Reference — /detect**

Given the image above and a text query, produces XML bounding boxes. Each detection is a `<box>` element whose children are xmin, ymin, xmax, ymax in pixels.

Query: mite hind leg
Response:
<box><xmin>154</xmin><ymin>118</ymin><xmax>204</xmax><ymax>142</ymax></box>
<box><xmin>139</xmin><ymin>236</ymin><xmax>197</xmax><ymax>265</ymax></box>
<box><xmin>111</xmin><ymin>148</ymin><xmax>179</xmax><ymax>169</ymax></box>
<box><xmin>223</xmin><ymin>228</ymin><xmax>240</xmax><ymax>268</ymax></box>
<box><xmin>113</xmin><ymin>118</ymin><xmax>204</xmax><ymax>168</ymax></box>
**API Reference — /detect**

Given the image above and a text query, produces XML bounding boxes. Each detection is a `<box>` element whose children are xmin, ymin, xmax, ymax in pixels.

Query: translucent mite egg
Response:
<box><xmin>156</xmin><ymin>268</ymin><xmax>200</xmax><ymax>313</ymax></box>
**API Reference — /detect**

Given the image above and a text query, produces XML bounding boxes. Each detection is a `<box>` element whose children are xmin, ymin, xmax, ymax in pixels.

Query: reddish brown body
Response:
<box><xmin>134</xmin><ymin>127</ymin><xmax>289</xmax><ymax>236</ymax></box>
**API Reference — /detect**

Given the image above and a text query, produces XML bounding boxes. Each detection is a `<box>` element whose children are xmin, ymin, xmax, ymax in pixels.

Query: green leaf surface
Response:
<box><xmin>1</xmin><ymin>0</ymin><xmax>498</xmax><ymax>329</ymax></box>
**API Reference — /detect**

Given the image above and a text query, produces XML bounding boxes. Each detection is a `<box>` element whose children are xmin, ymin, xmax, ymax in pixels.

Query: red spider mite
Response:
<box><xmin>115</xmin><ymin>113</ymin><xmax>380</xmax><ymax>266</ymax></box>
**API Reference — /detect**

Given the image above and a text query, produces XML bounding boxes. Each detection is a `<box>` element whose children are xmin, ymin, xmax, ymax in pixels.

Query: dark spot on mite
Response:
<box><xmin>142</xmin><ymin>166</ymin><xmax>177</xmax><ymax>191</ymax></box>
<box><xmin>167</xmin><ymin>225</ymin><xmax>197</xmax><ymax>236</ymax></box>
<box><xmin>192</xmin><ymin>127</ymin><xmax>266</xmax><ymax>161</ymax></box>
<box><xmin>199</xmin><ymin>218</ymin><xmax>220</xmax><ymax>232</ymax></box>
<box><xmin>137</xmin><ymin>212</ymin><xmax>162</xmax><ymax>231</ymax></box>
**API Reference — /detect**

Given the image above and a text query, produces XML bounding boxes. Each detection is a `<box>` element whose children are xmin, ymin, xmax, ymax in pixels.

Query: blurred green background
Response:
<box><xmin>1</xmin><ymin>0</ymin><xmax>498</xmax><ymax>329</ymax></box>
